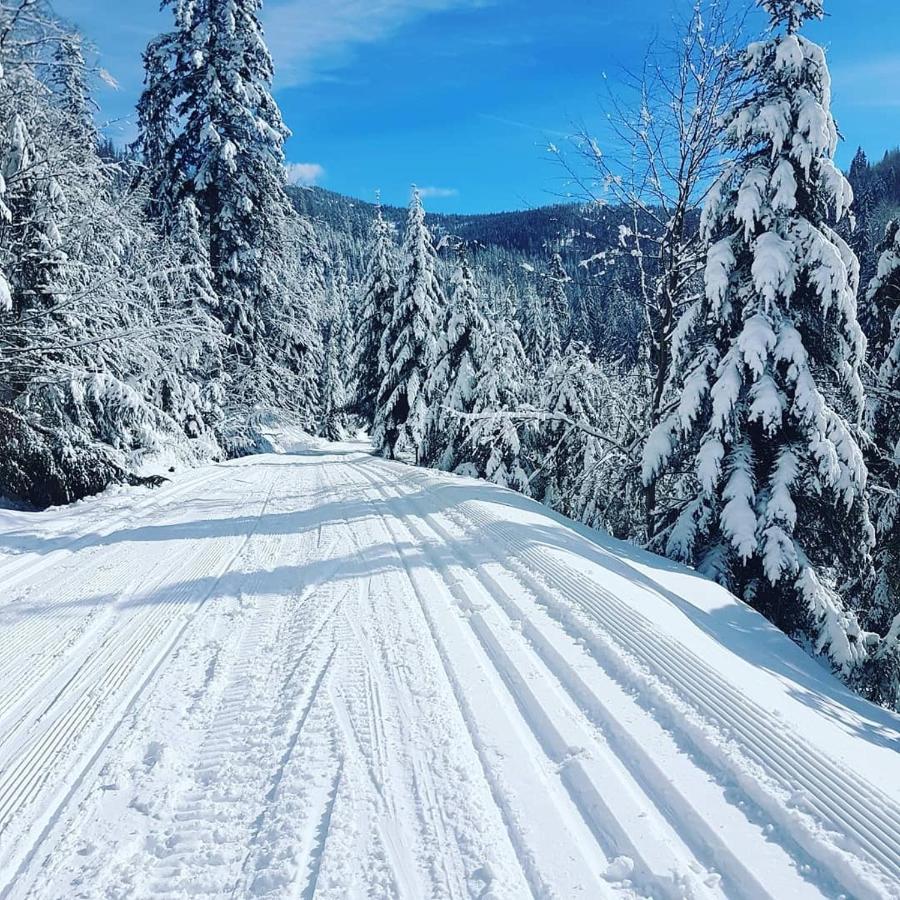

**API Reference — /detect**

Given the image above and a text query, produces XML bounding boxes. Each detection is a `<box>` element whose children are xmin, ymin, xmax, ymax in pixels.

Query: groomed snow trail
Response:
<box><xmin>0</xmin><ymin>440</ymin><xmax>898</xmax><ymax>899</ymax></box>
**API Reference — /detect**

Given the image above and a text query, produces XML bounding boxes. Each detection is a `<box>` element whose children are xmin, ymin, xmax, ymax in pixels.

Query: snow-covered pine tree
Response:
<box><xmin>847</xmin><ymin>149</ymin><xmax>874</xmax><ymax>273</ymax></box>
<box><xmin>459</xmin><ymin>319</ymin><xmax>530</xmax><ymax>493</ymax></box>
<box><xmin>642</xmin><ymin>0</ymin><xmax>874</xmax><ymax>675</ymax></box>
<box><xmin>162</xmin><ymin>196</ymin><xmax>226</xmax><ymax>441</ymax></box>
<box><xmin>264</xmin><ymin>216</ymin><xmax>326</xmax><ymax>418</ymax></box>
<box><xmin>354</xmin><ymin>206</ymin><xmax>397</xmax><ymax>427</ymax></box>
<box><xmin>537</xmin><ymin>345</ymin><xmax>601</xmax><ymax>515</ymax></box>
<box><xmin>420</xmin><ymin>248</ymin><xmax>489</xmax><ymax>470</ymax></box>
<box><xmin>51</xmin><ymin>33</ymin><xmax>97</xmax><ymax>148</ymax></box>
<box><xmin>860</xmin><ymin>618</ymin><xmax>900</xmax><ymax>712</ymax></box>
<box><xmin>493</xmin><ymin>278</ymin><xmax>519</xmax><ymax>326</ymax></box>
<box><xmin>318</xmin><ymin>318</ymin><xmax>348</xmax><ymax>442</ymax></box>
<box><xmin>520</xmin><ymin>282</ymin><xmax>560</xmax><ymax>375</ymax></box>
<box><xmin>864</xmin><ymin>221</ymin><xmax>900</xmax><ymax>381</ymax></box>
<box><xmin>373</xmin><ymin>189</ymin><xmax>443</xmax><ymax>460</ymax></box>
<box><xmin>325</xmin><ymin>264</ymin><xmax>354</xmax><ymax>420</ymax></box>
<box><xmin>571</xmin><ymin>283</ymin><xmax>598</xmax><ymax>356</ymax></box>
<box><xmin>135</xmin><ymin>0</ymin><xmax>292</xmax><ymax>356</ymax></box>
<box><xmin>545</xmin><ymin>251</ymin><xmax>571</xmax><ymax>348</ymax></box>
<box><xmin>135</xmin><ymin>28</ymin><xmax>178</xmax><ymax>214</ymax></box>
<box><xmin>860</xmin><ymin>220</ymin><xmax>900</xmax><ymax>706</ymax></box>
<box><xmin>318</xmin><ymin>268</ymin><xmax>351</xmax><ymax>441</ymax></box>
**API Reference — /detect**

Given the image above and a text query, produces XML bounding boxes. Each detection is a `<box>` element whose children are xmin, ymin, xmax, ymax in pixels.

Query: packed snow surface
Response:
<box><xmin>0</xmin><ymin>435</ymin><xmax>898</xmax><ymax>899</ymax></box>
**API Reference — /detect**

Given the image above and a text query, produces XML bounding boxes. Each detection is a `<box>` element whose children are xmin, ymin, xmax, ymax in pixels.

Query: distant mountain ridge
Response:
<box><xmin>287</xmin><ymin>185</ymin><xmax>627</xmax><ymax>258</ymax></box>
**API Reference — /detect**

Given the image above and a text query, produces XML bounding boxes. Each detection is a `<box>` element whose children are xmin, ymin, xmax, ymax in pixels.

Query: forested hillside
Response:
<box><xmin>291</xmin><ymin>185</ymin><xmax>646</xmax><ymax>365</ymax></box>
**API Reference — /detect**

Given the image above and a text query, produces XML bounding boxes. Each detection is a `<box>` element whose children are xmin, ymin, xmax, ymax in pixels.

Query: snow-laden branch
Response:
<box><xmin>445</xmin><ymin>405</ymin><xmax>638</xmax><ymax>456</ymax></box>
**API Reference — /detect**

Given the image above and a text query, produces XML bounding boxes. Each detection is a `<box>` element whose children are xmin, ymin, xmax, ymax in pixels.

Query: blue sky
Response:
<box><xmin>54</xmin><ymin>0</ymin><xmax>900</xmax><ymax>213</ymax></box>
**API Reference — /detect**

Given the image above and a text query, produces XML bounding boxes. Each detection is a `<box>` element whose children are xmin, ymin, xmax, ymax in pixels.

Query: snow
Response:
<box><xmin>0</xmin><ymin>272</ymin><xmax>10</xmax><ymax>311</ymax></box>
<box><xmin>752</xmin><ymin>230</ymin><xmax>796</xmax><ymax>304</ymax></box>
<box><xmin>0</xmin><ymin>435</ymin><xmax>898</xmax><ymax>899</ymax></box>
<box><xmin>704</xmin><ymin>238</ymin><xmax>735</xmax><ymax>309</ymax></box>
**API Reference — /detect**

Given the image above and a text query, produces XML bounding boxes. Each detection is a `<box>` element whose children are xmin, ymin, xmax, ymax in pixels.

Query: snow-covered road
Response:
<box><xmin>0</xmin><ymin>439</ymin><xmax>899</xmax><ymax>899</ymax></box>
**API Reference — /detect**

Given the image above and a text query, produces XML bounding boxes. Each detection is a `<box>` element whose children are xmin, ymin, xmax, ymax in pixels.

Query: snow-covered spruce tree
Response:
<box><xmin>326</xmin><ymin>265</ymin><xmax>354</xmax><ymax>422</ymax></box>
<box><xmin>860</xmin><ymin>221</ymin><xmax>900</xmax><ymax>705</ymax></box>
<box><xmin>373</xmin><ymin>189</ymin><xmax>443</xmax><ymax>460</ymax></box>
<box><xmin>545</xmin><ymin>252</ymin><xmax>571</xmax><ymax>348</ymax></box>
<box><xmin>864</xmin><ymin>221</ymin><xmax>900</xmax><ymax>385</ymax></box>
<box><xmin>571</xmin><ymin>283</ymin><xmax>599</xmax><ymax>356</ymax></box>
<box><xmin>354</xmin><ymin>206</ymin><xmax>397</xmax><ymax>427</ymax></box>
<box><xmin>283</xmin><ymin>215</ymin><xmax>328</xmax><ymax>425</ymax></box>
<box><xmin>520</xmin><ymin>282</ymin><xmax>560</xmax><ymax>376</ymax></box>
<box><xmin>492</xmin><ymin>278</ymin><xmax>519</xmax><ymax>326</ymax></box>
<box><xmin>845</xmin><ymin>147</ymin><xmax>892</xmax><ymax>303</ymax></box>
<box><xmin>642</xmin><ymin>0</ymin><xmax>875</xmax><ymax>675</ymax></box>
<box><xmin>458</xmin><ymin>319</ymin><xmax>531</xmax><ymax>493</ymax></box>
<box><xmin>420</xmin><ymin>248</ymin><xmax>489</xmax><ymax>470</ymax></box>
<box><xmin>160</xmin><ymin>196</ymin><xmax>226</xmax><ymax>441</ymax></box>
<box><xmin>318</xmin><ymin>318</ymin><xmax>348</xmax><ymax>442</ymax></box>
<box><xmin>536</xmin><ymin>345</ymin><xmax>601</xmax><ymax>515</ymax></box>
<box><xmin>318</xmin><ymin>269</ymin><xmax>351</xmax><ymax>440</ymax></box>
<box><xmin>847</xmin><ymin>148</ymin><xmax>876</xmax><ymax>285</ymax></box>
<box><xmin>135</xmin><ymin>0</ymin><xmax>293</xmax><ymax>358</ymax></box>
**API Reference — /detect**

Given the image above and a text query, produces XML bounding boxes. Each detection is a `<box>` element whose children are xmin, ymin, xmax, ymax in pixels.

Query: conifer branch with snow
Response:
<box><xmin>642</xmin><ymin>0</ymin><xmax>876</xmax><ymax>676</ymax></box>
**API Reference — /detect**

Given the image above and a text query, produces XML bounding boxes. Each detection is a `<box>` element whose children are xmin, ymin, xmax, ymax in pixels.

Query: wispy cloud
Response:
<box><xmin>264</xmin><ymin>0</ymin><xmax>490</xmax><ymax>87</ymax></box>
<box><xmin>286</xmin><ymin>162</ymin><xmax>326</xmax><ymax>186</ymax></box>
<box><xmin>832</xmin><ymin>56</ymin><xmax>900</xmax><ymax>108</ymax></box>
<box><xmin>418</xmin><ymin>186</ymin><xmax>459</xmax><ymax>199</ymax></box>
<box><xmin>478</xmin><ymin>113</ymin><xmax>571</xmax><ymax>140</ymax></box>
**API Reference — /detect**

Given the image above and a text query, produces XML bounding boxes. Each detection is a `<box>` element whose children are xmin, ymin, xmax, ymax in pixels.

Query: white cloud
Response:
<box><xmin>831</xmin><ymin>56</ymin><xmax>900</xmax><ymax>108</ymax></box>
<box><xmin>418</xmin><ymin>186</ymin><xmax>459</xmax><ymax>199</ymax></box>
<box><xmin>263</xmin><ymin>0</ymin><xmax>488</xmax><ymax>87</ymax></box>
<box><xmin>286</xmin><ymin>162</ymin><xmax>326</xmax><ymax>186</ymax></box>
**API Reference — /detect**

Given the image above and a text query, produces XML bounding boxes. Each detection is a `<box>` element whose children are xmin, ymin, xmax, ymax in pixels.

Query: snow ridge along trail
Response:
<box><xmin>0</xmin><ymin>440</ymin><xmax>898</xmax><ymax>899</ymax></box>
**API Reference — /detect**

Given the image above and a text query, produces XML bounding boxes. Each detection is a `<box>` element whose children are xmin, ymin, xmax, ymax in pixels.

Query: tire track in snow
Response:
<box><xmin>301</xmin><ymin>758</ymin><xmax>345</xmax><ymax>900</ymax></box>
<box><xmin>134</xmin><ymin>462</ymin><xmax>349</xmax><ymax>898</ymax></box>
<box><xmin>135</xmin><ymin>458</ymin><xmax>388</xmax><ymax>899</ymax></box>
<box><xmin>0</xmin><ymin>469</ymin><xmax>243</xmax><ymax>730</ymax></box>
<box><xmin>346</xmin><ymin>459</ymin><xmax>617</xmax><ymax>900</ymax></box>
<box><xmin>352</xmin><ymin>458</ymin><xmax>733</xmax><ymax>900</ymax></box>
<box><xmin>371</xmin><ymin>462</ymin><xmax>846</xmax><ymax>900</ymax></box>
<box><xmin>0</xmin><ymin>464</ymin><xmax>229</xmax><ymax>600</ymax></box>
<box><xmin>307</xmin><ymin>457</ymin><xmax>506</xmax><ymax>899</ymax></box>
<box><xmin>0</xmin><ymin>466</ymin><xmax>282</xmax><ymax>894</ymax></box>
<box><xmin>382</xmin><ymin>461</ymin><xmax>900</xmax><ymax>900</ymax></box>
<box><xmin>233</xmin><ymin>641</ymin><xmax>342</xmax><ymax>899</ymax></box>
<box><xmin>238</xmin><ymin>455</ymin><xmax>438</xmax><ymax>899</ymax></box>
<box><xmin>139</xmin><ymin>530</ymin><xmax>291</xmax><ymax>897</ymax></box>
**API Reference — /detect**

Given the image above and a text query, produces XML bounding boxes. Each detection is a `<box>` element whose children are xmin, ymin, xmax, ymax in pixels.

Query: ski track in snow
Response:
<box><xmin>0</xmin><ymin>439</ymin><xmax>898</xmax><ymax>899</ymax></box>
